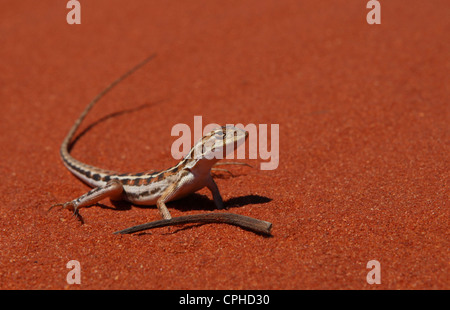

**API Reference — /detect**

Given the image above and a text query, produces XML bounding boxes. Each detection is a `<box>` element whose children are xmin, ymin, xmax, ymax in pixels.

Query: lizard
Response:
<box><xmin>50</xmin><ymin>55</ymin><xmax>272</xmax><ymax>235</ymax></box>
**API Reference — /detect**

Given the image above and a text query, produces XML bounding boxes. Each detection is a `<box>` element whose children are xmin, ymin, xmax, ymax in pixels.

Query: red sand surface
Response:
<box><xmin>0</xmin><ymin>0</ymin><xmax>448</xmax><ymax>289</ymax></box>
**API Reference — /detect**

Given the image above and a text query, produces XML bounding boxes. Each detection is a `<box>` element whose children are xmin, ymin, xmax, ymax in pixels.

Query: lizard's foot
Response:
<box><xmin>211</xmin><ymin>162</ymin><xmax>253</xmax><ymax>177</ymax></box>
<box><xmin>48</xmin><ymin>201</ymin><xmax>79</xmax><ymax>217</ymax></box>
<box><xmin>213</xmin><ymin>162</ymin><xmax>253</xmax><ymax>168</ymax></box>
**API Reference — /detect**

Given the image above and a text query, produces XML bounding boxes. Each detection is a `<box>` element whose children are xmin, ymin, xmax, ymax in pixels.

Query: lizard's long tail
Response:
<box><xmin>59</xmin><ymin>54</ymin><xmax>156</xmax><ymax>175</ymax></box>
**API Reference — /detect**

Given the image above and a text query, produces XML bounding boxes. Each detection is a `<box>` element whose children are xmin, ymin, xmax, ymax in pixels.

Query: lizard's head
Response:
<box><xmin>186</xmin><ymin>126</ymin><xmax>248</xmax><ymax>165</ymax></box>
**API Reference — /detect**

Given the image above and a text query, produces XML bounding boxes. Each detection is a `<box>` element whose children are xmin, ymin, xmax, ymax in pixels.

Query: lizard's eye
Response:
<box><xmin>215</xmin><ymin>132</ymin><xmax>226</xmax><ymax>138</ymax></box>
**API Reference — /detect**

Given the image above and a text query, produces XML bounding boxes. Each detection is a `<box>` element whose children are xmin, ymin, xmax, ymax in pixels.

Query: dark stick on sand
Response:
<box><xmin>114</xmin><ymin>213</ymin><xmax>272</xmax><ymax>236</ymax></box>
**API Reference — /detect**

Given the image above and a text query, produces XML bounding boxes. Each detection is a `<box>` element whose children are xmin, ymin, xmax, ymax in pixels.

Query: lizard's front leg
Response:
<box><xmin>156</xmin><ymin>171</ymin><xmax>196</xmax><ymax>220</ymax></box>
<box><xmin>50</xmin><ymin>179</ymin><xmax>124</xmax><ymax>214</ymax></box>
<box><xmin>206</xmin><ymin>175</ymin><xmax>224</xmax><ymax>210</ymax></box>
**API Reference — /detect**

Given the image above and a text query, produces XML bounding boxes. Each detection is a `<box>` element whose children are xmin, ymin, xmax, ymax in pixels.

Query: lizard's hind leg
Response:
<box><xmin>50</xmin><ymin>179</ymin><xmax>124</xmax><ymax>215</ymax></box>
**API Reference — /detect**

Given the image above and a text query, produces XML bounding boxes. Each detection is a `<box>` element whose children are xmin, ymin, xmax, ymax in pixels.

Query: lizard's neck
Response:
<box><xmin>180</xmin><ymin>156</ymin><xmax>219</xmax><ymax>176</ymax></box>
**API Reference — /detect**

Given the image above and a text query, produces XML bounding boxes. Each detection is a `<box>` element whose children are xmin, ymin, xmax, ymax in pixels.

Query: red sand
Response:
<box><xmin>0</xmin><ymin>0</ymin><xmax>448</xmax><ymax>289</ymax></box>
